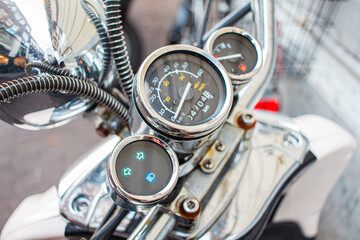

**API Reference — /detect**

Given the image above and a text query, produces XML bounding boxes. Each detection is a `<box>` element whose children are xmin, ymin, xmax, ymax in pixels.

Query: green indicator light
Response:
<box><xmin>135</xmin><ymin>151</ymin><xmax>146</xmax><ymax>161</ymax></box>
<box><xmin>122</xmin><ymin>167</ymin><xmax>132</xmax><ymax>177</ymax></box>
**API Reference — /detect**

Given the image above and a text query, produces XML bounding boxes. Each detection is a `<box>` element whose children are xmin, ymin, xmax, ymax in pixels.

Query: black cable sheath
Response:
<box><xmin>90</xmin><ymin>207</ymin><xmax>129</xmax><ymax>240</ymax></box>
<box><xmin>96</xmin><ymin>203</ymin><xmax>117</xmax><ymax>230</ymax></box>
<box><xmin>196</xmin><ymin>0</ymin><xmax>213</xmax><ymax>47</ymax></box>
<box><xmin>201</xmin><ymin>2</ymin><xmax>251</xmax><ymax>45</ymax></box>
<box><xmin>0</xmin><ymin>75</ymin><xmax>129</xmax><ymax>125</ymax></box>
<box><xmin>81</xmin><ymin>0</ymin><xmax>111</xmax><ymax>81</ymax></box>
<box><xmin>104</xmin><ymin>0</ymin><xmax>134</xmax><ymax>100</ymax></box>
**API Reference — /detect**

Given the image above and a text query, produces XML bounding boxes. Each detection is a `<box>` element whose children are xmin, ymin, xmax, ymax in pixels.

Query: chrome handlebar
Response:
<box><xmin>238</xmin><ymin>0</ymin><xmax>276</xmax><ymax>109</ymax></box>
<box><xmin>228</xmin><ymin>0</ymin><xmax>276</xmax><ymax>125</ymax></box>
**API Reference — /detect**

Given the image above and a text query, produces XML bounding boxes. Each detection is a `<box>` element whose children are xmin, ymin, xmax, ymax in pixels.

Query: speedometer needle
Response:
<box><xmin>216</xmin><ymin>53</ymin><xmax>244</xmax><ymax>61</ymax></box>
<box><xmin>174</xmin><ymin>82</ymin><xmax>192</xmax><ymax>120</ymax></box>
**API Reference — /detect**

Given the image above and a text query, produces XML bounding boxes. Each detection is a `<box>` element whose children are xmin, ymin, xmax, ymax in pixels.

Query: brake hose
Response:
<box><xmin>0</xmin><ymin>75</ymin><xmax>129</xmax><ymax>126</ymax></box>
<box><xmin>80</xmin><ymin>0</ymin><xmax>111</xmax><ymax>82</ymax></box>
<box><xmin>104</xmin><ymin>0</ymin><xmax>135</xmax><ymax>100</ymax></box>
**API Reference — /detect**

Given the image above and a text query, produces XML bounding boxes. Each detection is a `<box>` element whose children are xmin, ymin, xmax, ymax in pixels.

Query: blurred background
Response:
<box><xmin>0</xmin><ymin>0</ymin><xmax>359</xmax><ymax>239</ymax></box>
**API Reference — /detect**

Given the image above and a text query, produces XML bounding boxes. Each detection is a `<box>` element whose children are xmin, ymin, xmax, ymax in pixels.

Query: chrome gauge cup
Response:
<box><xmin>130</xmin><ymin>45</ymin><xmax>233</xmax><ymax>154</ymax></box>
<box><xmin>107</xmin><ymin>135</ymin><xmax>179</xmax><ymax>210</ymax></box>
<box><xmin>204</xmin><ymin>27</ymin><xmax>262</xmax><ymax>88</ymax></box>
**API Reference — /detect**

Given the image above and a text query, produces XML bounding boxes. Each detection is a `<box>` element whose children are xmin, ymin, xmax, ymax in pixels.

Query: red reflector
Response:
<box><xmin>255</xmin><ymin>98</ymin><xmax>280</xmax><ymax>112</ymax></box>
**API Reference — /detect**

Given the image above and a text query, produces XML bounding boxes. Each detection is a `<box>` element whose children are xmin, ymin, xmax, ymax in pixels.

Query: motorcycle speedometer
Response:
<box><xmin>132</xmin><ymin>45</ymin><xmax>233</xmax><ymax>140</ymax></box>
<box><xmin>204</xmin><ymin>27</ymin><xmax>262</xmax><ymax>85</ymax></box>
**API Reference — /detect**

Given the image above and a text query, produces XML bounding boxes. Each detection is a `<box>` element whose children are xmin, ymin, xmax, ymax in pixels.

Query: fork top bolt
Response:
<box><xmin>179</xmin><ymin>197</ymin><xmax>201</xmax><ymax>219</ymax></box>
<box><xmin>237</xmin><ymin>112</ymin><xmax>256</xmax><ymax>129</ymax></box>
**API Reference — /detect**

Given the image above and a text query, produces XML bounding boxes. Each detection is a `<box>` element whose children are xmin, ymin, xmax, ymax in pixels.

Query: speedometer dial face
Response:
<box><xmin>144</xmin><ymin>52</ymin><xmax>223</xmax><ymax>126</ymax></box>
<box><xmin>134</xmin><ymin>45</ymin><xmax>233</xmax><ymax>139</ymax></box>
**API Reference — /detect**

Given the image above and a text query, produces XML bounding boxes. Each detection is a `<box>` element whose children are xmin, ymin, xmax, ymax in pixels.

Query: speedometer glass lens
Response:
<box><xmin>133</xmin><ymin>45</ymin><xmax>232</xmax><ymax>140</ymax></box>
<box><xmin>144</xmin><ymin>51</ymin><xmax>225</xmax><ymax>126</ymax></box>
<box><xmin>204</xmin><ymin>27</ymin><xmax>262</xmax><ymax>84</ymax></box>
<box><xmin>213</xmin><ymin>33</ymin><xmax>258</xmax><ymax>75</ymax></box>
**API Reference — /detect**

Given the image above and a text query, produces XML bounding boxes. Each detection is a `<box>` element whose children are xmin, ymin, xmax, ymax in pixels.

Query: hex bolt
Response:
<box><xmin>183</xmin><ymin>198</ymin><xmax>200</xmax><ymax>214</ymax></box>
<box><xmin>179</xmin><ymin>197</ymin><xmax>201</xmax><ymax>219</ymax></box>
<box><xmin>237</xmin><ymin>112</ymin><xmax>256</xmax><ymax>152</ymax></box>
<box><xmin>241</xmin><ymin>113</ymin><xmax>256</xmax><ymax>126</ymax></box>
<box><xmin>215</xmin><ymin>142</ymin><xmax>226</xmax><ymax>152</ymax></box>
<box><xmin>203</xmin><ymin>159</ymin><xmax>214</xmax><ymax>170</ymax></box>
<box><xmin>237</xmin><ymin>112</ymin><xmax>256</xmax><ymax>130</ymax></box>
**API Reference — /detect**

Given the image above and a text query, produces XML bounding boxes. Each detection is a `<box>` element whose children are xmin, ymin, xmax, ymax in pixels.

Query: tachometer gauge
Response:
<box><xmin>204</xmin><ymin>27</ymin><xmax>262</xmax><ymax>87</ymax></box>
<box><xmin>131</xmin><ymin>45</ymin><xmax>233</xmax><ymax>146</ymax></box>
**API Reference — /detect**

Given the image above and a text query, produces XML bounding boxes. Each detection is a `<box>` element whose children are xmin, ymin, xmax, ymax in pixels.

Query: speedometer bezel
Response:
<box><xmin>204</xmin><ymin>27</ymin><xmax>263</xmax><ymax>84</ymax></box>
<box><xmin>133</xmin><ymin>45</ymin><xmax>233</xmax><ymax>139</ymax></box>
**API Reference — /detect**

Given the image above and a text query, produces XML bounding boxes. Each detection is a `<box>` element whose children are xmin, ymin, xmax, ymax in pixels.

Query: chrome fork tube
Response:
<box><xmin>127</xmin><ymin>206</ymin><xmax>176</xmax><ymax>240</ymax></box>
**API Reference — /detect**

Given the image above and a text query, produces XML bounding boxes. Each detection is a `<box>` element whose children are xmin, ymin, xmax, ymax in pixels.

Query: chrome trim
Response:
<box><xmin>237</xmin><ymin>0</ymin><xmax>276</xmax><ymax>109</ymax></box>
<box><xmin>133</xmin><ymin>44</ymin><xmax>233</xmax><ymax>139</ymax></box>
<box><xmin>107</xmin><ymin>135</ymin><xmax>179</xmax><ymax>209</ymax></box>
<box><xmin>58</xmin><ymin>115</ymin><xmax>311</xmax><ymax>239</ymax></box>
<box><xmin>128</xmin><ymin>205</ymin><xmax>176</xmax><ymax>240</ymax></box>
<box><xmin>227</xmin><ymin>0</ymin><xmax>276</xmax><ymax>126</ymax></box>
<box><xmin>170</xmin><ymin>115</ymin><xmax>310</xmax><ymax>239</ymax></box>
<box><xmin>204</xmin><ymin>27</ymin><xmax>263</xmax><ymax>84</ymax></box>
<box><xmin>0</xmin><ymin>0</ymin><xmax>107</xmax><ymax>129</ymax></box>
<box><xmin>129</xmin><ymin>100</ymin><xmax>217</xmax><ymax>155</ymax></box>
<box><xmin>59</xmin><ymin>134</ymin><xmax>122</xmax><ymax>227</ymax></box>
<box><xmin>54</xmin><ymin>0</ymin><xmax>320</xmax><ymax>238</ymax></box>
<box><xmin>58</xmin><ymin>135</ymin><xmax>121</xmax><ymax>198</ymax></box>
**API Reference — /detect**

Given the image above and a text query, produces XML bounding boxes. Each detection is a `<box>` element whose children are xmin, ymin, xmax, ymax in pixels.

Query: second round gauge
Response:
<box><xmin>204</xmin><ymin>27</ymin><xmax>262</xmax><ymax>84</ymax></box>
<box><xmin>144</xmin><ymin>51</ymin><xmax>223</xmax><ymax>126</ymax></box>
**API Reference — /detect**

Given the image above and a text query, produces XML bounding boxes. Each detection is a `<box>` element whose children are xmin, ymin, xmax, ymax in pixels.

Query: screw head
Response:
<box><xmin>241</xmin><ymin>113</ymin><xmax>255</xmax><ymax>125</ymax></box>
<box><xmin>72</xmin><ymin>195</ymin><xmax>90</xmax><ymax>215</ymax></box>
<box><xmin>183</xmin><ymin>198</ymin><xmax>200</xmax><ymax>214</ymax></box>
<box><xmin>237</xmin><ymin>112</ymin><xmax>256</xmax><ymax>129</ymax></box>
<box><xmin>203</xmin><ymin>159</ymin><xmax>214</xmax><ymax>170</ymax></box>
<box><xmin>77</xmin><ymin>202</ymin><xmax>88</xmax><ymax>213</ymax></box>
<box><xmin>215</xmin><ymin>142</ymin><xmax>226</xmax><ymax>152</ymax></box>
<box><xmin>179</xmin><ymin>197</ymin><xmax>201</xmax><ymax>219</ymax></box>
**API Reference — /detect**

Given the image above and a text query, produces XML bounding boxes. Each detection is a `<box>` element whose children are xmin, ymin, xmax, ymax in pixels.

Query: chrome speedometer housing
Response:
<box><xmin>131</xmin><ymin>45</ymin><xmax>233</xmax><ymax>141</ymax></box>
